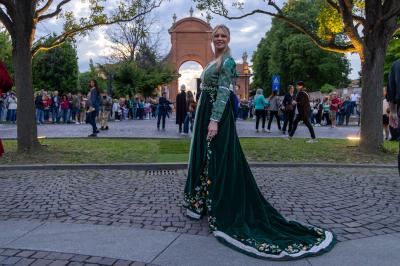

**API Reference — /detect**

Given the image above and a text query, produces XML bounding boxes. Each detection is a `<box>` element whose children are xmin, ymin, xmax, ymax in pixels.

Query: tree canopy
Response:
<box><xmin>112</xmin><ymin>44</ymin><xmax>175</xmax><ymax>97</ymax></box>
<box><xmin>32</xmin><ymin>36</ymin><xmax>79</xmax><ymax>94</ymax></box>
<box><xmin>252</xmin><ymin>0</ymin><xmax>350</xmax><ymax>95</ymax></box>
<box><xmin>0</xmin><ymin>27</ymin><xmax>12</xmax><ymax>75</ymax></box>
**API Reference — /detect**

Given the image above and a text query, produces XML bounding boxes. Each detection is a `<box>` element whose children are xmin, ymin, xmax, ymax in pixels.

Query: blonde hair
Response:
<box><xmin>212</xmin><ymin>25</ymin><xmax>231</xmax><ymax>71</ymax></box>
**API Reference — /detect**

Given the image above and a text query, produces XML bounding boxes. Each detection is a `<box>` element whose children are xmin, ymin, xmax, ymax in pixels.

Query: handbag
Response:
<box><xmin>285</xmin><ymin>104</ymin><xmax>293</xmax><ymax>112</ymax></box>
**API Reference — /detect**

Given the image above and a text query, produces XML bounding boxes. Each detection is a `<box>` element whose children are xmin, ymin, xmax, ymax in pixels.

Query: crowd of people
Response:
<box><xmin>1</xmin><ymin>80</ymin><xmax>398</xmax><ymax>141</ymax></box>
<box><xmin>236</xmin><ymin>89</ymin><xmax>361</xmax><ymax>130</ymax></box>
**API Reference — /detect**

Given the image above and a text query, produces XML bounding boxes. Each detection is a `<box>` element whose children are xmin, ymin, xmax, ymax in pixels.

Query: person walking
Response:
<box><xmin>100</xmin><ymin>93</ymin><xmax>112</xmax><ymax>130</ymax></box>
<box><xmin>176</xmin><ymin>84</ymin><xmax>187</xmax><ymax>134</ymax></box>
<box><xmin>253</xmin><ymin>88</ymin><xmax>269</xmax><ymax>132</ymax></box>
<box><xmin>183</xmin><ymin>91</ymin><xmax>196</xmax><ymax>135</ymax></box>
<box><xmin>282</xmin><ymin>85</ymin><xmax>295</xmax><ymax>135</ymax></box>
<box><xmin>157</xmin><ymin>92</ymin><xmax>171</xmax><ymax>131</ymax></box>
<box><xmin>289</xmin><ymin>81</ymin><xmax>317</xmax><ymax>142</ymax></box>
<box><xmin>266</xmin><ymin>90</ymin><xmax>281</xmax><ymax>133</ymax></box>
<box><xmin>87</xmin><ymin>79</ymin><xmax>101</xmax><ymax>137</ymax></box>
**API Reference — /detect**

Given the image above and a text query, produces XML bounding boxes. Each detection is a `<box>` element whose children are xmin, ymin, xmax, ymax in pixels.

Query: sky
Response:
<box><xmin>34</xmin><ymin>0</ymin><xmax>361</xmax><ymax>88</ymax></box>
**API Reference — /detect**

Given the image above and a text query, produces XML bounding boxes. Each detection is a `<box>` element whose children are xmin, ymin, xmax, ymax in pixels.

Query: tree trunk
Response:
<box><xmin>359</xmin><ymin>40</ymin><xmax>387</xmax><ymax>153</ymax></box>
<box><xmin>12</xmin><ymin>2</ymin><xmax>40</xmax><ymax>152</ymax></box>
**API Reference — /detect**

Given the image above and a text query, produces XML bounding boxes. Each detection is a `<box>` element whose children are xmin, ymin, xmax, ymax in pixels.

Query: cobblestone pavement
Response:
<box><xmin>0</xmin><ymin>248</ymin><xmax>155</xmax><ymax>266</ymax></box>
<box><xmin>0</xmin><ymin>167</ymin><xmax>398</xmax><ymax>243</ymax></box>
<box><xmin>0</xmin><ymin>119</ymin><xmax>360</xmax><ymax>139</ymax></box>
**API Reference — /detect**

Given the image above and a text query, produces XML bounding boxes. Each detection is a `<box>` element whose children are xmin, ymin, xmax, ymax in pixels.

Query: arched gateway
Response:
<box><xmin>165</xmin><ymin>16</ymin><xmax>214</xmax><ymax>100</ymax></box>
<box><xmin>165</xmin><ymin>15</ymin><xmax>251</xmax><ymax>101</ymax></box>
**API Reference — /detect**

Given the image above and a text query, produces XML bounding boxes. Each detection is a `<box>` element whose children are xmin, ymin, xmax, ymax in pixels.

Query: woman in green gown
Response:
<box><xmin>184</xmin><ymin>25</ymin><xmax>336</xmax><ymax>260</ymax></box>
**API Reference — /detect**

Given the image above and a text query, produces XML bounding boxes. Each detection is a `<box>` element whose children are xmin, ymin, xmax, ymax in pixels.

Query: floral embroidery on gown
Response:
<box><xmin>184</xmin><ymin>54</ymin><xmax>336</xmax><ymax>260</ymax></box>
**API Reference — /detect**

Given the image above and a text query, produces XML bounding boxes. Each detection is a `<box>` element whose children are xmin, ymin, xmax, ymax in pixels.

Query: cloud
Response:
<box><xmin>33</xmin><ymin>0</ymin><xmax>360</xmax><ymax>80</ymax></box>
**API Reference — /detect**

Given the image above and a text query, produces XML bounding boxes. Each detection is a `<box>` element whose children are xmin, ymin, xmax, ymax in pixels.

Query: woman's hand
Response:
<box><xmin>207</xmin><ymin>120</ymin><xmax>218</xmax><ymax>140</ymax></box>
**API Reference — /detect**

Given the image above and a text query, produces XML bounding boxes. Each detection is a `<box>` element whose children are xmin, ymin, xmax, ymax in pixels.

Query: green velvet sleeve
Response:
<box><xmin>210</xmin><ymin>58</ymin><xmax>236</xmax><ymax>122</ymax></box>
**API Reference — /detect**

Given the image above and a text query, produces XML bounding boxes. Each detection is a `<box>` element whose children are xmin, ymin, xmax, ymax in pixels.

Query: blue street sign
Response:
<box><xmin>272</xmin><ymin>75</ymin><xmax>280</xmax><ymax>92</ymax></box>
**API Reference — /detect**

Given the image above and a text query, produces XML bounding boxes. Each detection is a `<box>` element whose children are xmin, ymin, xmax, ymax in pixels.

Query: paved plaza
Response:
<box><xmin>0</xmin><ymin>166</ymin><xmax>399</xmax><ymax>265</ymax></box>
<box><xmin>0</xmin><ymin>119</ymin><xmax>360</xmax><ymax>139</ymax></box>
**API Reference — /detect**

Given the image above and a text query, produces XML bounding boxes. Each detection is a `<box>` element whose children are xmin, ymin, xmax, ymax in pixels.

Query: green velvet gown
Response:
<box><xmin>184</xmin><ymin>55</ymin><xmax>336</xmax><ymax>260</ymax></box>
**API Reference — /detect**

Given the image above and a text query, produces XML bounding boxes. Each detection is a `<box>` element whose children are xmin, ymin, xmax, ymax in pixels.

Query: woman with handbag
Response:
<box><xmin>282</xmin><ymin>85</ymin><xmax>295</xmax><ymax>135</ymax></box>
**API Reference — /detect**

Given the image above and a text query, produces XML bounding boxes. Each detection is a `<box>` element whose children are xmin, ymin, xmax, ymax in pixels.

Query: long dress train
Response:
<box><xmin>184</xmin><ymin>55</ymin><xmax>336</xmax><ymax>260</ymax></box>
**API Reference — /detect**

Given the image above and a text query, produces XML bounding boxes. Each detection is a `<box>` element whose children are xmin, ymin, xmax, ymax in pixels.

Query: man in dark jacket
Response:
<box><xmin>282</xmin><ymin>85</ymin><xmax>295</xmax><ymax>135</ymax></box>
<box><xmin>386</xmin><ymin>59</ymin><xmax>400</xmax><ymax>174</ymax></box>
<box><xmin>289</xmin><ymin>81</ymin><xmax>317</xmax><ymax>142</ymax></box>
<box><xmin>176</xmin><ymin>84</ymin><xmax>187</xmax><ymax>134</ymax></box>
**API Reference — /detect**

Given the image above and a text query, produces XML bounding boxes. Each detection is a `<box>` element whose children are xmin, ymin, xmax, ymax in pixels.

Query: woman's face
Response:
<box><xmin>213</xmin><ymin>28</ymin><xmax>229</xmax><ymax>51</ymax></box>
<box><xmin>90</xmin><ymin>80</ymin><xmax>95</xmax><ymax>87</ymax></box>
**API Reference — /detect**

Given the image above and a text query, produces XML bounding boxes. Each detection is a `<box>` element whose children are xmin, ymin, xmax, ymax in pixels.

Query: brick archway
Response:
<box><xmin>166</xmin><ymin>17</ymin><xmax>214</xmax><ymax>101</ymax></box>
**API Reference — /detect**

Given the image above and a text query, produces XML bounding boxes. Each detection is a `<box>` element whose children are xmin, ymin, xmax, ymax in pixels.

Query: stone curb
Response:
<box><xmin>0</xmin><ymin>162</ymin><xmax>396</xmax><ymax>171</ymax></box>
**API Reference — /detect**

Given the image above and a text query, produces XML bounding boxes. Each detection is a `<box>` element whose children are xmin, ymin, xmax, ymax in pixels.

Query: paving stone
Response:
<box><xmin>0</xmin><ymin>256</ymin><xmax>22</xmax><ymax>264</ymax></box>
<box><xmin>113</xmin><ymin>260</ymin><xmax>132</xmax><ymax>266</ymax></box>
<box><xmin>1</xmin><ymin>249</ymin><xmax>21</xmax><ymax>256</ymax></box>
<box><xmin>66</xmin><ymin>262</ymin><xmax>84</xmax><ymax>266</ymax></box>
<box><xmin>70</xmin><ymin>255</ymin><xmax>90</xmax><ymax>262</ymax></box>
<box><xmin>84</xmin><ymin>257</ymin><xmax>103</xmax><ymax>264</ymax></box>
<box><xmin>45</xmin><ymin>253</ymin><xmax>74</xmax><ymax>260</ymax></box>
<box><xmin>130</xmin><ymin>262</ymin><xmax>146</xmax><ymax>266</ymax></box>
<box><xmin>48</xmin><ymin>260</ymin><xmax>69</xmax><ymax>266</ymax></box>
<box><xmin>0</xmin><ymin>167</ymin><xmax>399</xmax><ymax>243</ymax></box>
<box><xmin>14</xmin><ymin>258</ymin><xmax>36</xmax><ymax>266</ymax></box>
<box><xmin>16</xmin><ymin>250</ymin><xmax>36</xmax><ymax>258</ymax></box>
<box><xmin>29</xmin><ymin>259</ymin><xmax>53</xmax><ymax>266</ymax></box>
<box><xmin>31</xmin><ymin>252</ymin><xmax>51</xmax><ymax>259</ymax></box>
<box><xmin>96</xmin><ymin>258</ymin><xmax>116</xmax><ymax>265</ymax></box>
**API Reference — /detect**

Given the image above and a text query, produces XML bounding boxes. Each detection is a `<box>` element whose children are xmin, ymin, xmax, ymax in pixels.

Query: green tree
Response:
<box><xmin>78</xmin><ymin>59</ymin><xmax>107</xmax><ymax>95</ymax></box>
<box><xmin>113</xmin><ymin>60</ymin><xmax>175</xmax><ymax>98</ymax></box>
<box><xmin>251</xmin><ymin>37</ymin><xmax>271</xmax><ymax>93</ymax></box>
<box><xmin>252</xmin><ymin>3</ymin><xmax>350</xmax><ymax>96</ymax></box>
<box><xmin>384</xmin><ymin>35</ymin><xmax>400</xmax><ymax>83</ymax></box>
<box><xmin>0</xmin><ymin>0</ymin><xmax>162</xmax><ymax>152</ymax></box>
<box><xmin>32</xmin><ymin>37</ymin><xmax>79</xmax><ymax>94</ymax></box>
<box><xmin>0</xmin><ymin>27</ymin><xmax>12</xmax><ymax>75</ymax></box>
<box><xmin>320</xmin><ymin>83</ymin><xmax>335</xmax><ymax>94</ymax></box>
<box><xmin>194</xmin><ymin>0</ymin><xmax>400</xmax><ymax>152</ymax></box>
